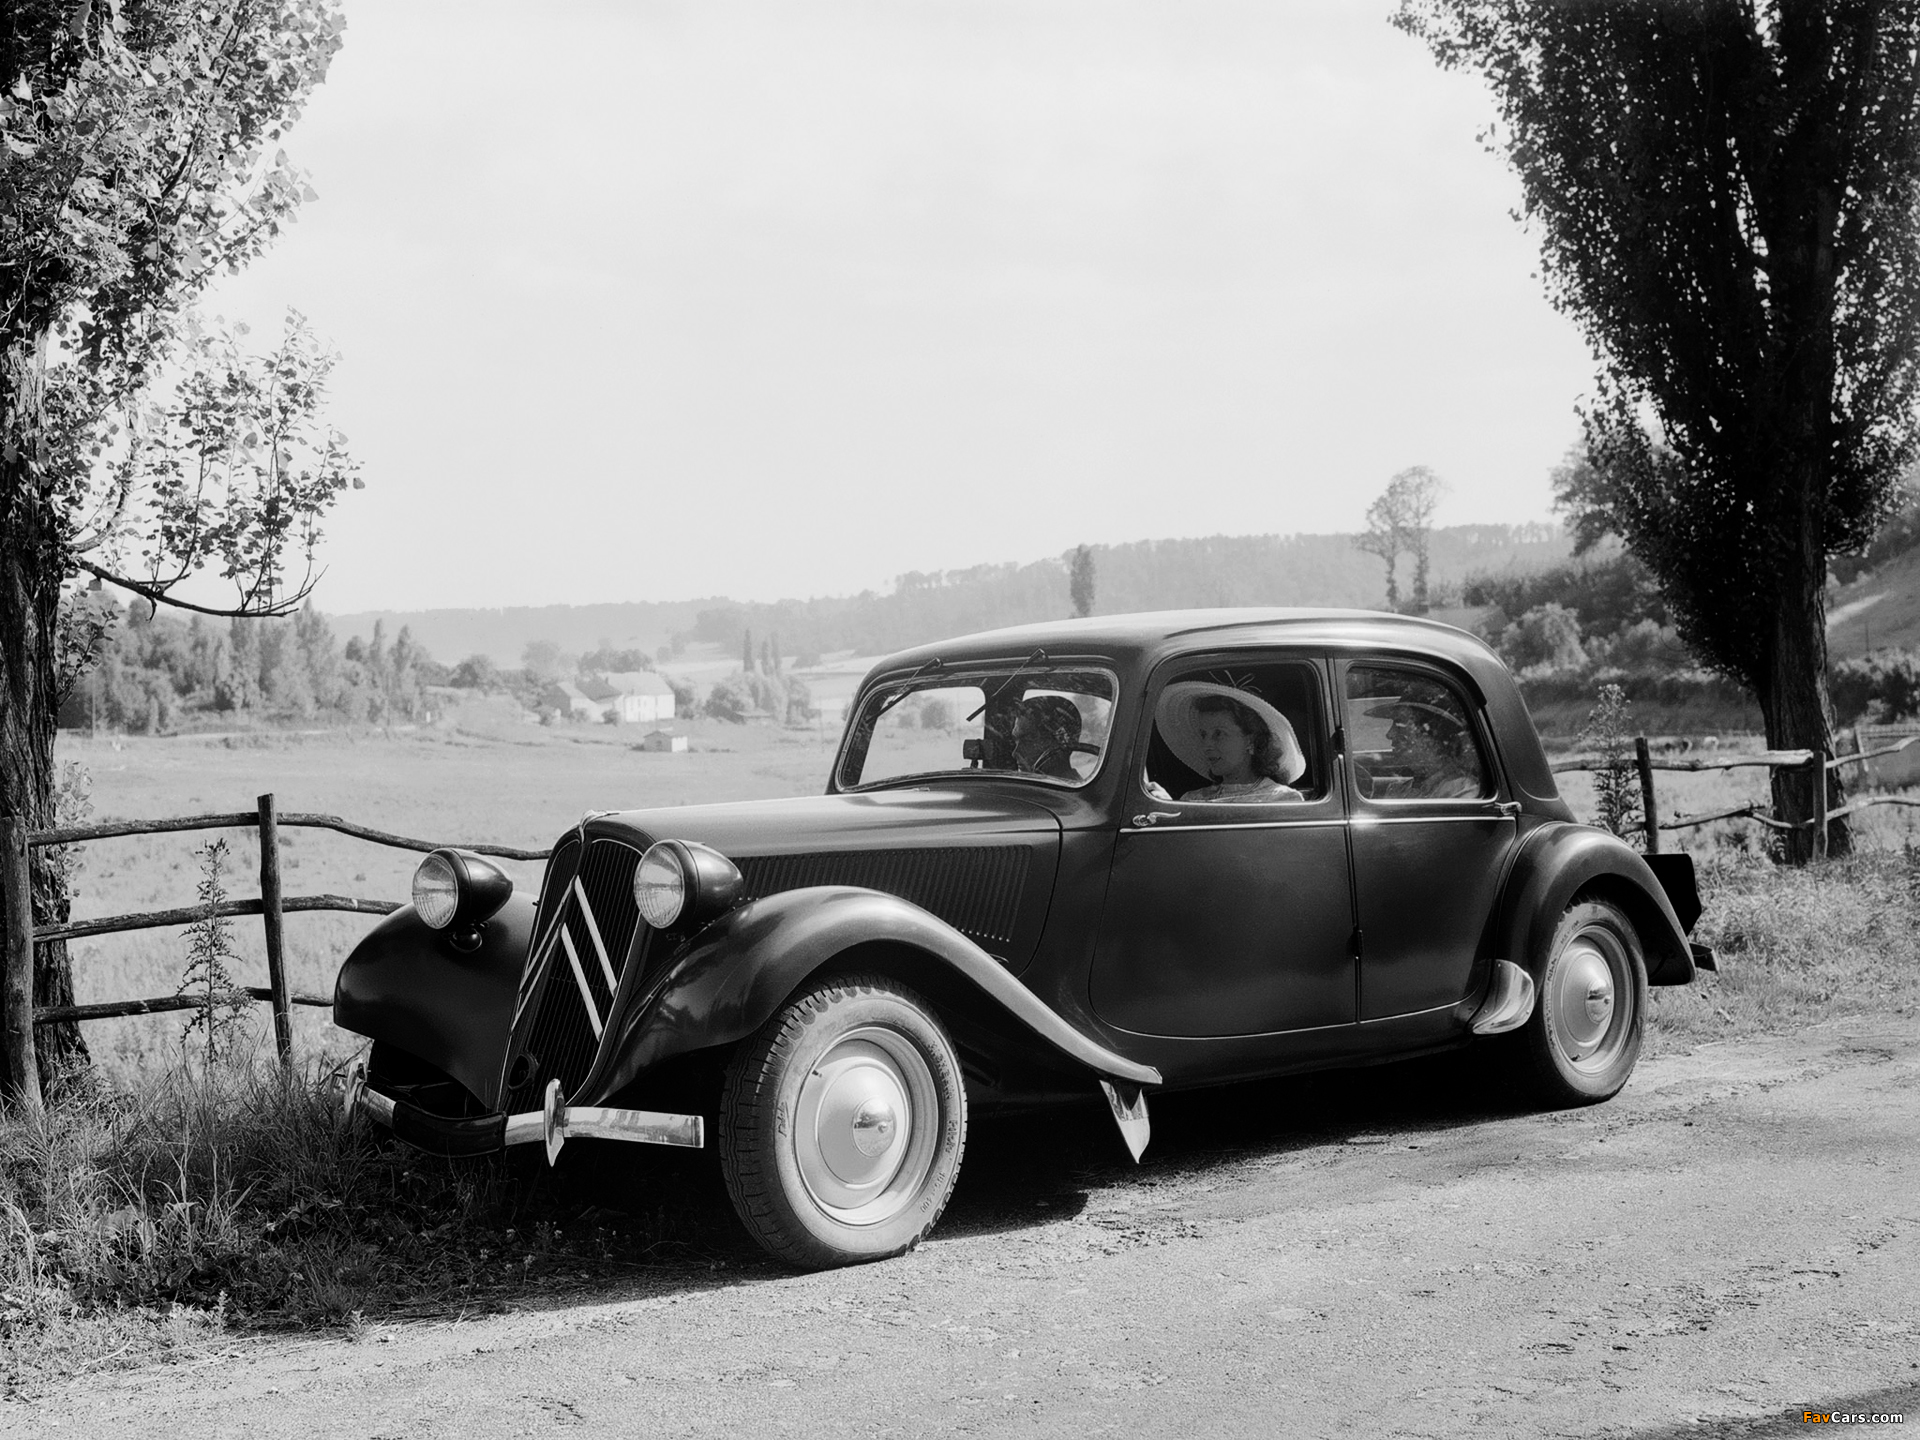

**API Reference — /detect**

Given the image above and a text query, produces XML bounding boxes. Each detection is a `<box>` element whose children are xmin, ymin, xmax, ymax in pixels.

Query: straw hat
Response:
<box><xmin>1366</xmin><ymin>699</ymin><xmax>1467</xmax><ymax>741</ymax></box>
<box><xmin>1156</xmin><ymin>682</ymin><xmax>1306</xmax><ymax>784</ymax></box>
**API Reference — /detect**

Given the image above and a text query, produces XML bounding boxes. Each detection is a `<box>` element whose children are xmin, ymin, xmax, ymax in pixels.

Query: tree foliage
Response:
<box><xmin>1354</xmin><ymin>466</ymin><xmax>1447</xmax><ymax>612</ymax></box>
<box><xmin>1</xmin><ymin>0</ymin><xmax>349</xmax><ymax>1091</ymax></box>
<box><xmin>1397</xmin><ymin>0</ymin><xmax>1920</xmax><ymax>859</ymax></box>
<box><xmin>1069</xmin><ymin>543</ymin><xmax>1095</xmax><ymax>618</ymax></box>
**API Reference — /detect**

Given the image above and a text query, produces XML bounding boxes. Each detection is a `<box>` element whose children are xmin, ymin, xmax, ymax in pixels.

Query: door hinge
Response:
<box><xmin>1348</xmin><ymin>926</ymin><xmax>1363</xmax><ymax>960</ymax></box>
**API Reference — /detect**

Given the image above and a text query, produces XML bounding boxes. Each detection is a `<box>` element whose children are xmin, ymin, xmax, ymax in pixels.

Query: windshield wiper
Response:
<box><xmin>871</xmin><ymin>656</ymin><xmax>943</xmax><ymax>721</ymax></box>
<box><xmin>966</xmin><ymin>648</ymin><xmax>1049</xmax><ymax>721</ymax></box>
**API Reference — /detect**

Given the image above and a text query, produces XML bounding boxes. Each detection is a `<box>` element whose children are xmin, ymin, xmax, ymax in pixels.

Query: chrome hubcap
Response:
<box><xmin>794</xmin><ymin>1028</ymin><xmax>938</xmax><ymax>1226</ymax></box>
<box><xmin>1552</xmin><ymin>931</ymin><xmax>1631</xmax><ymax>1074</ymax></box>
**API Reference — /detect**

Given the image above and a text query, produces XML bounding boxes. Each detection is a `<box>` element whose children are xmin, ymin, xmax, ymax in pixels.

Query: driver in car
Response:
<box><xmin>1012</xmin><ymin>695</ymin><xmax>1084</xmax><ymax>779</ymax></box>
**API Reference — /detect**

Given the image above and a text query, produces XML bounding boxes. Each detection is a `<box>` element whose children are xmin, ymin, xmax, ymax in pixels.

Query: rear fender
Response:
<box><xmin>600</xmin><ymin>886</ymin><xmax>1162</xmax><ymax>1093</ymax></box>
<box><xmin>333</xmin><ymin>893</ymin><xmax>535</xmax><ymax>1109</ymax></box>
<box><xmin>1496</xmin><ymin>825</ymin><xmax>1696</xmax><ymax>986</ymax></box>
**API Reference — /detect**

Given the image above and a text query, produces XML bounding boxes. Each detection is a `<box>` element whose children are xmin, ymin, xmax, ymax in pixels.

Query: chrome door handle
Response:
<box><xmin>1131</xmin><ymin>810</ymin><xmax>1180</xmax><ymax>827</ymax></box>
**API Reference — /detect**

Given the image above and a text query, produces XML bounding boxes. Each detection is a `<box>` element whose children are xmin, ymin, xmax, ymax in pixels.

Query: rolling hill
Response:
<box><xmin>1828</xmin><ymin>543</ymin><xmax>1920</xmax><ymax>659</ymax></box>
<box><xmin>333</xmin><ymin>524</ymin><xmax>1571</xmax><ymax>667</ymax></box>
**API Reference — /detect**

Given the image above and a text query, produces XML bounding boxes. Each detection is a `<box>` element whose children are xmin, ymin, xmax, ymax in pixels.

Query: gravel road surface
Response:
<box><xmin>15</xmin><ymin>1019</ymin><xmax>1918</xmax><ymax>1439</ymax></box>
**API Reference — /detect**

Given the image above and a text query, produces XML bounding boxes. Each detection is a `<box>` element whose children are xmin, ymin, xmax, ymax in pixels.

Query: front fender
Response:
<box><xmin>1496</xmin><ymin>824</ymin><xmax>1695</xmax><ymax>986</ymax></box>
<box><xmin>600</xmin><ymin>886</ymin><xmax>1162</xmax><ymax>1093</ymax></box>
<box><xmin>333</xmin><ymin>893</ymin><xmax>535</xmax><ymax>1108</ymax></box>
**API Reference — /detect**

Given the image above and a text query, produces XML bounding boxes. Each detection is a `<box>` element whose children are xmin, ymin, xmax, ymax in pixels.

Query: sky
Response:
<box><xmin>201</xmin><ymin>0</ymin><xmax>1598</xmax><ymax>614</ymax></box>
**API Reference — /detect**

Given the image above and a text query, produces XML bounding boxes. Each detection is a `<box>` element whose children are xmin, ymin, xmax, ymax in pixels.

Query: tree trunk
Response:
<box><xmin>1</xmin><ymin>353</ymin><xmax>90</xmax><ymax>1093</ymax></box>
<box><xmin>1760</xmin><ymin>493</ymin><xmax>1848</xmax><ymax>864</ymax></box>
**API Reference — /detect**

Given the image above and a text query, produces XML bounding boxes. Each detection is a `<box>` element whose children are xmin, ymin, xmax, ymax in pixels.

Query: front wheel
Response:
<box><xmin>720</xmin><ymin>974</ymin><xmax>968</xmax><ymax>1268</ymax></box>
<box><xmin>1511</xmin><ymin>898</ymin><xmax>1647</xmax><ymax>1106</ymax></box>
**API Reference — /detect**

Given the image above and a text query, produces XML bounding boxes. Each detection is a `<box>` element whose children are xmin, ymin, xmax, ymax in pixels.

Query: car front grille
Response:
<box><xmin>504</xmin><ymin>834</ymin><xmax>658</xmax><ymax>1112</ymax></box>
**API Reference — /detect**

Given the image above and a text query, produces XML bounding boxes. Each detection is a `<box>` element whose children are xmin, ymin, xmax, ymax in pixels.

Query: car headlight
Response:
<box><xmin>411</xmin><ymin>848</ymin><xmax>514</xmax><ymax>933</ymax></box>
<box><xmin>633</xmin><ymin>839</ymin><xmax>743</xmax><ymax>930</ymax></box>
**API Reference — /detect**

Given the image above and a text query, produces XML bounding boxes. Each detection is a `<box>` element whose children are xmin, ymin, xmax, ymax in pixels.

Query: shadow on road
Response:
<box><xmin>475</xmin><ymin>1046</ymin><xmax>1534</xmax><ymax>1314</ymax></box>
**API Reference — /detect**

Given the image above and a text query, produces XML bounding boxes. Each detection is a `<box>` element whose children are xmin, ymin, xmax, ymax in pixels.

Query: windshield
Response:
<box><xmin>837</xmin><ymin>666</ymin><xmax>1119</xmax><ymax>790</ymax></box>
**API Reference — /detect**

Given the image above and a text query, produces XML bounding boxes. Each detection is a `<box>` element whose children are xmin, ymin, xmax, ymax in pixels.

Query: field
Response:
<box><xmin>50</xmin><ymin>700</ymin><xmax>844</xmax><ymax>1083</ymax></box>
<box><xmin>44</xmin><ymin>705</ymin><xmax>1920</xmax><ymax>1083</ymax></box>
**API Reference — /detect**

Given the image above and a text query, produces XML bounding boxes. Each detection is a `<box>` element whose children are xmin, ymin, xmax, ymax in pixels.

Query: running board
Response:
<box><xmin>1469</xmin><ymin>959</ymin><xmax>1536</xmax><ymax>1036</ymax></box>
<box><xmin>1100</xmin><ymin>1079</ymin><xmax>1151</xmax><ymax>1162</ymax></box>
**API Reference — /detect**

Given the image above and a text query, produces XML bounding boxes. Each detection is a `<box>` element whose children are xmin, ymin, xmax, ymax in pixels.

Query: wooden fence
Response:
<box><xmin>0</xmin><ymin>794</ymin><xmax>551</xmax><ymax>1110</ymax></box>
<box><xmin>1550</xmin><ymin>734</ymin><xmax>1920</xmax><ymax>857</ymax></box>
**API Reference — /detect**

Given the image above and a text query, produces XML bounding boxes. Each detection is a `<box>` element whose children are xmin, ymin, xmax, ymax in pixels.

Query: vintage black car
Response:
<box><xmin>336</xmin><ymin>609</ymin><xmax>1709</xmax><ymax>1268</ymax></box>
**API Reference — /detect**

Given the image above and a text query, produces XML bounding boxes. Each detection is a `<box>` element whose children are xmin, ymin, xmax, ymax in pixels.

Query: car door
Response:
<box><xmin>1090</xmin><ymin>652</ymin><xmax>1357</xmax><ymax>1039</ymax></box>
<box><xmin>1339</xmin><ymin>658</ymin><xmax>1518</xmax><ymax>1023</ymax></box>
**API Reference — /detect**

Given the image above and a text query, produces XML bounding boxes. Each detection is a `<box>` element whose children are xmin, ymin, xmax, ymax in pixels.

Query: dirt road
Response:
<box><xmin>17</xmin><ymin>1019</ymin><xmax>1919</xmax><ymax>1439</ymax></box>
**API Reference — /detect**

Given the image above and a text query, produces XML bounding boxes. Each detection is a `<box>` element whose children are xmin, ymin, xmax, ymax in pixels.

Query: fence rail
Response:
<box><xmin>1</xmin><ymin>794</ymin><xmax>553</xmax><ymax>1110</ymax></box>
<box><xmin>1549</xmin><ymin>734</ymin><xmax>1920</xmax><ymax>851</ymax></box>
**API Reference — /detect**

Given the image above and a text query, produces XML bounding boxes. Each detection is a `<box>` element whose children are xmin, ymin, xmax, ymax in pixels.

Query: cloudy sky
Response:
<box><xmin>205</xmin><ymin>0</ymin><xmax>1595</xmax><ymax>614</ymax></box>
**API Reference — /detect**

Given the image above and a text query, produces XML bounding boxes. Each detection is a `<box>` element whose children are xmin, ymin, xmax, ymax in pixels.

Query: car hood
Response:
<box><xmin>588</xmin><ymin>786</ymin><xmax>1063</xmax><ymax>857</ymax></box>
<box><xmin>577</xmin><ymin>787</ymin><xmax>1065</xmax><ymax>973</ymax></box>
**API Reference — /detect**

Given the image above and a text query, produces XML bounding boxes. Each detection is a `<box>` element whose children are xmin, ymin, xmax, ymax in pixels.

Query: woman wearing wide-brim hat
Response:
<box><xmin>1153</xmin><ymin>681</ymin><xmax>1306</xmax><ymax>804</ymax></box>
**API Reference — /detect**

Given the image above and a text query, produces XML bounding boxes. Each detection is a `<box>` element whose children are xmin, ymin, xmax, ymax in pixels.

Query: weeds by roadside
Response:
<box><xmin>0</xmin><ymin>1053</ymin><xmax>735</xmax><ymax>1397</ymax></box>
<box><xmin>1647</xmin><ymin>849</ymin><xmax>1920</xmax><ymax>1048</ymax></box>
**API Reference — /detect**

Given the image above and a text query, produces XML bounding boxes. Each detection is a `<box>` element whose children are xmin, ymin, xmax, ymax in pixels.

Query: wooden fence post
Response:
<box><xmin>1</xmin><ymin>816</ymin><xmax>44</xmax><ymax>1112</ymax></box>
<box><xmin>257</xmin><ymin>793</ymin><xmax>293</xmax><ymax>1074</ymax></box>
<box><xmin>1810</xmin><ymin>752</ymin><xmax>1829</xmax><ymax>862</ymax></box>
<box><xmin>1634</xmin><ymin>736</ymin><xmax>1661</xmax><ymax>854</ymax></box>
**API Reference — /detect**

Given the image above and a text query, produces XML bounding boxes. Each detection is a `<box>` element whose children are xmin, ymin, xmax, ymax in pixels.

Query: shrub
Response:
<box><xmin>1502</xmin><ymin>602</ymin><xmax>1588</xmax><ymax>673</ymax></box>
<box><xmin>703</xmin><ymin>673</ymin><xmax>754</xmax><ymax>723</ymax></box>
<box><xmin>1592</xmin><ymin>619</ymin><xmax>1693</xmax><ymax>674</ymax></box>
<box><xmin>1830</xmin><ymin>651</ymin><xmax>1920</xmax><ymax>725</ymax></box>
<box><xmin>1580</xmin><ymin>682</ymin><xmax>1643</xmax><ymax>840</ymax></box>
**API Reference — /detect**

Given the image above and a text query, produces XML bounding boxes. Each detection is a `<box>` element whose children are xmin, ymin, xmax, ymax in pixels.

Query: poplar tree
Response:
<box><xmin>1397</xmin><ymin>1</ymin><xmax>1920</xmax><ymax>859</ymax></box>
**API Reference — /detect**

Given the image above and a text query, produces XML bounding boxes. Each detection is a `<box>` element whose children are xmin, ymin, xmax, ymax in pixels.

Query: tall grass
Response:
<box><xmin>0</xmin><ymin>1048</ymin><xmax>729</xmax><ymax>1395</ymax></box>
<box><xmin>1647</xmin><ymin>849</ymin><xmax>1920</xmax><ymax>1047</ymax></box>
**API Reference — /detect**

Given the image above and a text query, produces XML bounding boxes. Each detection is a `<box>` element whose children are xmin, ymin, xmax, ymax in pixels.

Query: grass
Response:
<box><xmin>1</xmin><ymin>1048</ymin><xmax>741</xmax><ymax>1396</ymax></box>
<box><xmin>1647</xmin><ymin>848</ymin><xmax>1920</xmax><ymax>1049</ymax></box>
<box><xmin>8</xmin><ymin>708</ymin><xmax>1918</xmax><ymax>1391</ymax></box>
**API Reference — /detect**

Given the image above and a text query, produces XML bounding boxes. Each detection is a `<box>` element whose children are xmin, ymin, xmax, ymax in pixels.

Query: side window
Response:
<box><xmin>1345</xmin><ymin>665</ymin><xmax>1491</xmax><ymax>801</ymax></box>
<box><xmin>1143</xmin><ymin>662</ymin><xmax>1327</xmax><ymax>805</ymax></box>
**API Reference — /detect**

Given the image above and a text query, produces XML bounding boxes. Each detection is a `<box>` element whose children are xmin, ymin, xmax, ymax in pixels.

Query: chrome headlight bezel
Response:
<box><xmin>410</xmin><ymin>848</ymin><xmax>514</xmax><ymax>933</ymax></box>
<box><xmin>634</xmin><ymin>839</ymin><xmax>743</xmax><ymax>931</ymax></box>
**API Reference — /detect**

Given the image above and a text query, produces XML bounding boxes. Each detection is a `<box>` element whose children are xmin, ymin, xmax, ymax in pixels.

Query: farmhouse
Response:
<box><xmin>538</xmin><ymin>680</ymin><xmax>602</xmax><ymax>721</ymax></box>
<box><xmin>600</xmin><ymin>670</ymin><xmax>676</xmax><ymax>724</ymax></box>
<box><xmin>538</xmin><ymin>672</ymin><xmax>676</xmax><ymax>724</ymax></box>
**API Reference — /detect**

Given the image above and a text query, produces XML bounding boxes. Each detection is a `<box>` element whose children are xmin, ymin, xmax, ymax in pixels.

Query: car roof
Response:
<box><xmin>871</xmin><ymin>608</ymin><xmax>1499</xmax><ymax>674</ymax></box>
<box><xmin>861</xmin><ymin>607</ymin><xmax>1568</xmax><ymax>812</ymax></box>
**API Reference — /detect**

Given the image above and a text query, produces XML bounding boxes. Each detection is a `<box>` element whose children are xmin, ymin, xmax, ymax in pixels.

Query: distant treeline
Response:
<box><xmin>335</xmin><ymin>524</ymin><xmax>1572</xmax><ymax>666</ymax></box>
<box><xmin>58</xmin><ymin>601</ymin><xmax>448</xmax><ymax>732</ymax></box>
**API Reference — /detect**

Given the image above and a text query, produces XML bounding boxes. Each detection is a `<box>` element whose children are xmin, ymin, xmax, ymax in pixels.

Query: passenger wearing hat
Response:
<box><xmin>1152</xmin><ymin>682</ymin><xmax>1306</xmax><ymax>804</ymax></box>
<box><xmin>1373</xmin><ymin>698</ymin><xmax>1482</xmax><ymax>799</ymax></box>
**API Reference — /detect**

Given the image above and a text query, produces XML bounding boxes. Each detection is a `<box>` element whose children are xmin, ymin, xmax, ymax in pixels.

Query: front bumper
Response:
<box><xmin>343</xmin><ymin>1065</ymin><xmax>704</xmax><ymax>1164</ymax></box>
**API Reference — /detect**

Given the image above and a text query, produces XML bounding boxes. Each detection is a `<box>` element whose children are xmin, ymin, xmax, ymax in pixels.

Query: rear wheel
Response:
<box><xmin>1513</xmin><ymin>898</ymin><xmax>1647</xmax><ymax>1106</ymax></box>
<box><xmin>720</xmin><ymin>974</ymin><xmax>967</xmax><ymax>1268</ymax></box>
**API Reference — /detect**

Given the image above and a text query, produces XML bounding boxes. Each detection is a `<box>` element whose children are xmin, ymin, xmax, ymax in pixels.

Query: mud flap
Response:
<box><xmin>1100</xmin><ymin>1079</ymin><xmax>1151</xmax><ymax>1162</ymax></box>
